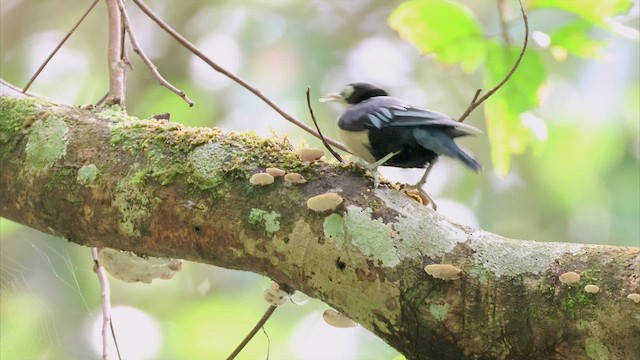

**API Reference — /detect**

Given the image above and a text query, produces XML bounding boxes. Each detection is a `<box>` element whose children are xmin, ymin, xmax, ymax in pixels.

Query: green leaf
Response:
<box><xmin>531</xmin><ymin>0</ymin><xmax>633</xmax><ymax>24</ymax></box>
<box><xmin>483</xmin><ymin>42</ymin><xmax>547</xmax><ymax>177</ymax></box>
<box><xmin>550</xmin><ymin>20</ymin><xmax>607</xmax><ymax>58</ymax></box>
<box><xmin>485</xmin><ymin>42</ymin><xmax>546</xmax><ymax>113</ymax></box>
<box><xmin>389</xmin><ymin>0</ymin><xmax>486</xmax><ymax>72</ymax></box>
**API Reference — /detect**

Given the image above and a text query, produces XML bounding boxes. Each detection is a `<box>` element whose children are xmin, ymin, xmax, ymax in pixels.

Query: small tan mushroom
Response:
<box><xmin>266</xmin><ymin>167</ymin><xmax>285</xmax><ymax>177</ymax></box>
<box><xmin>299</xmin><ymin>148</ymin><xmax>325</xmax><ymax>162</ymax></box>
<box><xmin>584</xmin><ymin>284</ymin><xmax>600</xmax><ymax>294</ymax></box>
<box><xmin>263</xmin><ymin>288</ymin><xmax>288</xmax><ymax>306</ymax></box>
<box><xmin>559</xmin><ymin>271</ymin><xmax>580</xmax><ymax>285</ymax></box>
<box><xmin>322</xmin><ymin>309</ymin><xmax>357</xmax><ymax>328</ymax></box>
<box><xmin>284</xmin><ymin>172</ymin><xmax>307</xmax><ymax>184</ymax></box>
<box><xmin>307</xmin><ymin>193</ymin><xmax>343</xmax><ymax>212</ymax></box>
<box><xmin>424</xmin><ymin>264</ymin><xmax>464</xmax><ymax>281</ymax></box>
<box><xmin>249</xmin><ymin>172</ymin><xmax>274</xmax><ymax>186</ymax></box>
<box><xmin>627</xmin><ymin>293</ymin><xmax>640</xmax><ymax>303</ymax></box>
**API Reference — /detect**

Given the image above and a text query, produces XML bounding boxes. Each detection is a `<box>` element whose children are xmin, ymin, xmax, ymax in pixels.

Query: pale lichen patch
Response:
<box><xmin>25</xmin><ymin>116</ymin><xmax>68</xmax><ymax>174</ymax></box>
<box><xmin>323</xmin><ymin>213</ymin><xmax>345</xmax><ymax>247</ymax></box>
<box><xmin>77</xmin><ymin>164</ymin><xmax>100</xmax><ymax>185</ymax></box>
<box><xmin>248</xmin><ymin>208</ymin><xmax>281</xmax><ymax>235</ymax></box>
<box><xmin>344</xmin><ymin>206</ymin><xmax>399</xmax><ymax>267</ymax></box>
<box><xmin>470</xmin><ymin>230</ymin><xmax>583</xmax><ymax>278</ymax></box>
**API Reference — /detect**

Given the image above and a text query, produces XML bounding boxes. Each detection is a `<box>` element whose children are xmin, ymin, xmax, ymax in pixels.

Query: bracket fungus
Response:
<box><xmin>307</xmin><ymin>193</ymin><xmax>343</xmax><ymax>212</ymax></box>
<box><xmin>284</xmin><ymin>172</ymin><xmax>307</xmax><ymax>184</ymax></box>
<box><xmin>322</xmin><ymin>309</ymin><xmax>358</xmax><ymax>328</ymax></box>
<box><xmin>584</xmin><ymin>284</ymin><xmax>600</xmax><ymax>294</ymax></box>
<box><xmin>299</xmin><ymin>148</ymin><xmax>325</xmax><ymax>162</ymax></box>
<box><xmin>424</xmin><ymin>264</ymin><xmax>464</xmax><ymax>281</ymax></box>
<box><xmin>263</xmin><ymin>288</ymin><xmax>289</xmax><ymax>306</ymax></box>
<box><xmin>98</xmin><ymin>247</ymin><xmax>183</xmax><ymax>283</ymax></box>
<box><xmin>266</xmin><ymin>167</ymin><xmax>286</xmax><ymax>177</ymax></box>
<box><xmin>249</xmin><ymin>172</ymin><xmax>275</xmax><ymax>186</ymax></box>
<box><xmin>559</xmin><ymin>271</ymin><xmax>581</xmax><ymax>285</ymax></box>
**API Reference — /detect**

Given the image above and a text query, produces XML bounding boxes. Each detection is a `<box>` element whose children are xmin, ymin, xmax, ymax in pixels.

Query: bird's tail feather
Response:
<box><xmin>413</xmin><ymin>128</ymin><xmax>482</xmax><ymax>172</ymax></box>
<box><xmin>454</xmin><ymin>148</ymin><xmax>482</xmax><ymax>172</ymax></box>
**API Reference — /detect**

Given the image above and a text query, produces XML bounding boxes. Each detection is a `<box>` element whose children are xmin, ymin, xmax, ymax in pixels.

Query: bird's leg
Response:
<box><xmin>414</xmin><ymin>159</ymin><xmax>437</xmax><ymax>189</ymax></box>
<box><xmin>405</xmin><ymin>160</ymin><xmax>438</xmax><ymax>210</ymax></box>
<box><xmin>366</xmin><ymin>151</ymin><xmax>400</xmax><ymax>189</ymax></box>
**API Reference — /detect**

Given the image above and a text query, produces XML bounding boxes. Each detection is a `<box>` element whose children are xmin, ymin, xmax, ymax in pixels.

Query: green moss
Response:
<box><xmin>24</xmin><ymin>116</ymin><xmax>68</xmax><ymax>174</ymax></box>
<box><xmin>561</xmin><ymin>269</ymin><xmax>600</xmax><ymax>312</ymax></box>
<box><xmin>77</xmin><ymin>164</ymin><xmax>100</xmax><ymax>185</ymax></box>
<box><xmin>323</xmin><ymin>213</ymin><xmax>345</xmax><ymax>247</ymax></box>
<box><xmin>131</xmin><ymin>170</ymin><xmax>147</xmax><ymax>185</ymax></box>
<box><xmin>248</xmin><ymin>208</ymin><xmax>281</xmax><ymax>235</ymax></box>
<box><xmin>0</xmin><ymin>96</ymin><xmax>41</xmax><ymax>153</ymax></box>
<box><xmin>585</xmin><ymin>337</ymin><xmax>609</xmax><ymax>360</ymax></box>
<box><xmin>344</xmin><ymin>205</ymin><xmax>399</xmax><ymax>267</ymax></box>
<box><xmin>429</xmin><ymin>303</ymin><xmax>449</xmax><ymax>322</ymax></box>
<box><xmin>96</xmin><ymin>105</ymin><xmax>132</xmax><ymax>123</ymax></box>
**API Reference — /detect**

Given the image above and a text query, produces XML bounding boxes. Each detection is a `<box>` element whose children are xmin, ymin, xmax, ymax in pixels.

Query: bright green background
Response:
<box><xmin>1</xmin><ymin>0</ymin><xmax>638</xmax><ymax>359</ymax></box>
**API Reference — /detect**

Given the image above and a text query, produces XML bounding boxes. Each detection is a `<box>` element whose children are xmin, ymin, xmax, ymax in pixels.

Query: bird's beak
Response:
<box><xmin>319</xmin><ymin>93</ymin><xmax>343</xmax><ymax>103</ymax></box>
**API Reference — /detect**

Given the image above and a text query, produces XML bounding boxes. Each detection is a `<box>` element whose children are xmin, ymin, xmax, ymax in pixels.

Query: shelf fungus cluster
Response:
<box><xmin>559</xmin><ymin>271</ymin><xmax>581</xmax><ymax>285</ymax></box>
<box><xmin>424</xmin><ymin>264</ymin><xmax>464</xmax><ymax>281</ymax></box>
<box><xmin>307</xmin><ymin>193</ymin><xmax>343</xmax><ymax>212</ymax></box>
<box><xmin>98</xmin><ymin>247</ymin><xmax>183</xmax><ymax>283</ymax></box>
<box><xmin>250</xmin><ymin>167</ymin><xmax>307</xmax><ymax>187</ymax></box>
<box><xmin>322</xmin><ymin>309</ymin><xmax>358</xmax><ymax>328</ymax></box>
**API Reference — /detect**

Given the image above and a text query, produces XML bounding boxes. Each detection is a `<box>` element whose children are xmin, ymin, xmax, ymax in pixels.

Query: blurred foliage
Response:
<box><xmin>1</xmin><ymin>0</ymin><xmax>638</xmax><ymax>359</ymax></box>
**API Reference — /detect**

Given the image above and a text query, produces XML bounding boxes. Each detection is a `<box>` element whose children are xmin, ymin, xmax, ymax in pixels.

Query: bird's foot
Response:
<box><xmin>401</xmin><ymin>184</ymin><xmax>437</xmax><ymax>210</ymax></box>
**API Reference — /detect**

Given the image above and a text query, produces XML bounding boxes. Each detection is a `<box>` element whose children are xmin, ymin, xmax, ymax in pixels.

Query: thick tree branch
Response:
<box><xmin>1</xmin><ymin>83</ymin><xmax>638</xmax><ymax>359</ymax></box>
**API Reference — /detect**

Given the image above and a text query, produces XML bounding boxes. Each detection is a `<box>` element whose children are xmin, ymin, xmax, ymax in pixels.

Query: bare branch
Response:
<box><xmin>92</xmin><ymin>248</ymin><xmax>115</xmax><ymax>360</ymax></box>
<box><xmin>115</xmin><ymin>0</ymin><xmax>194</xmax><ymax>107</ymax></box>
<box><xmin>305</xmin><ymin>87</ymin><xmax>344</xmax><ymax>163</ymax></box>
<box><xmin>457</xmin><ymin>0</ymin><xmax>528</xmax><ymax>123</ymax></box>
<box><xmin>498</xmin><ymin>0</ymin><xmax>512</xmax><ymax>47</ymax></box>
<box><xmin>226</xmin><ymin>306</ymin><xmax>278</xmax><ymax>360</ymax></box>
<box><xmin>22</xmin><ymin>0</ymin><xmax>100</xmax><ymax>93</ymax></box>
<box><xmin>105</xmin><ymin>0</ymin><xmax>126</xmax><ymax>106</ymax></box>
<box><xmin>131</xmin><ymin>0</ymin><xmax>349</xmax><ymax>152</ymax></box>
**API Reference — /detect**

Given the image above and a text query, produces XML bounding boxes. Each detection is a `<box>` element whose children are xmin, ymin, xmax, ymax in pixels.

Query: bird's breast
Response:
<box><xmin>338</xmin><ymin>129</ymin><xmax>377</xmax><ymax>163</ymax></box>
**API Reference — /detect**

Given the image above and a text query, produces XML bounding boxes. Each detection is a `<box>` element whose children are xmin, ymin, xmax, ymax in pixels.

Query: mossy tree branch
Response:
<box><xmin>1</xmin><ymin>81</ymin><xmax>638</xmax><ymax>360</ymax></box>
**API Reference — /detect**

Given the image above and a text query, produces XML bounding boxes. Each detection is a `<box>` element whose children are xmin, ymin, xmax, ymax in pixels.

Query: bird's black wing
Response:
<box><xmin>339</xmin><ymin>96</ymin><xmax>481</xmax><ymax>134</ymax></box>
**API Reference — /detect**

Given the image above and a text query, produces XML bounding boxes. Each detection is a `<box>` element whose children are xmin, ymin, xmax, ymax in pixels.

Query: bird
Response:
<box><xmin>320</xmin><ymin>82</ymin><xmax>481</xmax><ymax>209</ymax></box>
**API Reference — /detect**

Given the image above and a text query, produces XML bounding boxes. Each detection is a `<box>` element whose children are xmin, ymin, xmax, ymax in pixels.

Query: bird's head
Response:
<box><xmin>319</xmin><ymin>82</ymin><xmax>388</xmax><ymax>105</ymax></box>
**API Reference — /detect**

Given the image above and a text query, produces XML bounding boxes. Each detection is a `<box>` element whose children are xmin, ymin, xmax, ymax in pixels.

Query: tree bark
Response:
<box><xmin>1</xmin><ymin>80</ymin><xmax>638</xmax><ymax>360</ymax></box>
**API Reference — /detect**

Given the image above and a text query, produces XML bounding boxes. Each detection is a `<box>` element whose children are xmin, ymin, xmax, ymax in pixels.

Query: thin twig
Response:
<box><xmin>457</xmin><ymin>0</ymin><xmax>528</xmax><ymax>123</ymax></box>
<box><xmin>498</xmin><ymin>0</ymin><xmax>512</xmax><ymax>47</ymax></box>
<box><xmin>115</xmin><ymin>0</ymin><xmax>194</xmax><ymax>106</ymax></box>
<box><xmin>109</xmin><ymin>320</ymin><xmax>123</xmax><ymax>360</ymax></box>
<box><xmin>92</xmin><ymin>247</ymin><xmax>120</xmax><ymax>360</ymax></box>
<box><xmin>105</xmin><ymin>0</ymin><xmax>126</xmax><ymax>106</ymax></box>
<box><xmin>226</xmin><ymin>306</ymin><xmax>278</xmax><ymax>360</ymax></box>
<box><xmin>131</xmin><ymin>0</ymin><xmax>349</xmax><ymax>152</ymax></box>
<box><xmin>305</xmin><ymin>87</ymin><xmax>344</xmax><ymax>162</ymax></box>
<box><xmin>22</xmin><ymin>0</ymin><xmax>99</xmax><ymax>93</ymax></box>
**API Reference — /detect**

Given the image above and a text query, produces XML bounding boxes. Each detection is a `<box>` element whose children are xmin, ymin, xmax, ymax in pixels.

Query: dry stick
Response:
<box><xmin>457</xmin><ymin>0</ymin><xmax>528</xmax><ymax>123</ymax></box>
<box><xmin>131</xmin><ymin>0</ymin><xmax>350</xmax><ymax>152</ymax></box>
<box><xmin>22</xmin><ymin>0</ymin><xmax>99</xmax><ymax>93</ymax></box>
<box><xmin>305</xmin><ymin>87</ymin><xmax>345</xmax><ymax>163</ymax></box>
<box><xmin>105</xmin><ymin>0</ymin><xmax>126</xmax><ymax>106</ymax></box>
<box><xmin>498</xmin><ymin>0</ymin><xmax>512</xmax><ymax>48</ymax></box>
<box><xmin>226</xmin><ymin>305</ymin><xmax>278</xmax><ymax>360</ymax></box>
<box><xmin>115</xmin><ymin>0</ymin><xmax>194</xmax><ymax>106</ymax></box>
<box><xmin>91</xmin><ymin>247</ymin><xmax>122</xmax><ymax>360</ymax></box>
